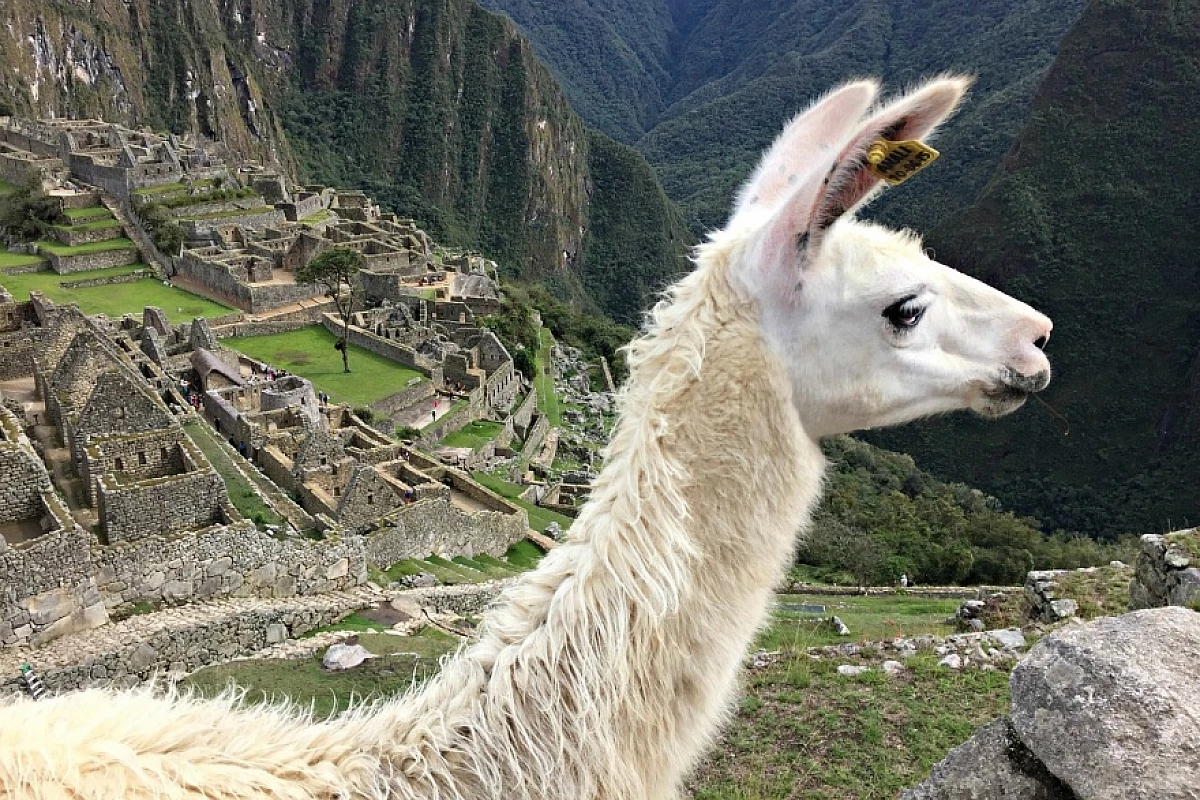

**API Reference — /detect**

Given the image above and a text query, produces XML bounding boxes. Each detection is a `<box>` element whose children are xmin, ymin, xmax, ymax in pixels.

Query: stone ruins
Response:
<box><xmin>0</xmin><ymin>114</ymin><xmax>614</xmax><ymax>658</ymax></box>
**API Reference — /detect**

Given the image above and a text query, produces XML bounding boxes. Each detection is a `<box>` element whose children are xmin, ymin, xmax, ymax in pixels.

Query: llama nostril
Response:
<box><xmin>1034</xmin><ymin>334</ymin><xmax>1049</xmax><ymax>350</ymax></box>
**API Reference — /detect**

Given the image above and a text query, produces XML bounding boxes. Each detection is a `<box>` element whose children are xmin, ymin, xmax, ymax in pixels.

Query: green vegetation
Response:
<box><xmin>273</xmin><ymin>0</ymin><xmax>687</xmax><ymax>323</ymax></box>
<box><xmin>1053</xmin><ymin>565</ymin><xmax>1133</xmax><ymax>621</ymax></box>
<box><xmin>471</xmin><ymin>470</ymin><xmax>573</xmax><ymax>534</ymax></box>
<box><xmin>184</xmin><ymin>422</ymin><xmax>283</xmax><ymax>528</ymax></box>
<box><xmin>63</xmin><ymin>206</ymin><xmax>114</xmax><ymax>221</ymax></box>
<box><xmin>806</xmin><ymin>437</ymin><xmax>1137</xmax><ymax>587</ymax></box>
<box><xmin>35</xmin><ymin>237</ymin><xmax>136</xmax><ymax>256</ymax></box>
<box><xmin>296</xmin><ymin>247</ymin><xmax>365</xmax><ymax>373</ymax></box>
<box><xmin>483</xmin><ymin>0</ymin><xmax>1088</xmax><ymax>234</ymax></box>
<box><xmin>0</xmin><ymin>183</ymin><xmax>67</xmax><ymax>239</ymax></box>
<box><xmin>132</xmin><ymin>180</ymin><xmax>215</xmax><ymax>197</ymax></box>
<box><xmin>153</xmin><ymin>187</ymin><xmax>257</xmax><ymax>209</ymax></box>
<box><xmin>0</xmin><ymin>252</ymin><xmax>44</xmax><ymax>269</ymax></box>
<box><xmin>227</xmin><ymin>326</ymin><xmax>424</xmax><ymax>406</ymax></box>
<box><xmin>870</xmin><ymin>0</ymin><xmax>1200</xmax><ymax>540</ymax></box>
<box><xmin>182</xmin><ymin>628</ymin><xmax>458</xmax><ymax>718</ymax></box>
<box><xmin>690</xmin><ymin>652</ymin><xmax>1011</xmax><ymax>799</ymax></box>
<box><xmin>181</xmin><ymin>590</ymin><xmax>1000</xmax><ymax>797</ymax></box>
<box><xmin>440</xmin><ymin>420</ymin><xmax>504</xmax><ymax>450</ymax></box>
<box><xmin>761</xmin><ymin>594</ymin><xmax>960</xmax><ymax>652</ymax></box>
<box><xmin>135</xmin><ymin>203</ymin><xmax>185</xmax><ymax>254</ymax></box>
<box><xmin>0</xmin><ymin>266</ymin><xmax>233</xmax><ymax>322</ymax></box>
<box><xmin>0</xmin><ymin>180</ymin><xmax>19</xmax><ymax>195</ymax></box>
<box><xmin>50</xmin><ymin>217</ymin><xmax>122</xmax><ymax>232</ymax></box>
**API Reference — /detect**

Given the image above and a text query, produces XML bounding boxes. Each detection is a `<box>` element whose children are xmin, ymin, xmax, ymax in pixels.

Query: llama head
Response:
<box><xmin>724</xmin><ymin>76</ymin><xmax>1052</xmax><ymax>438</ymax></box>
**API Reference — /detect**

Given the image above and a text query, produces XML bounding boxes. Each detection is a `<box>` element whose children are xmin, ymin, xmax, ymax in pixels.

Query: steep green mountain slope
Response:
<box><xmin>471</xmin><ymin>0</ymin><xmax>676</xmax><ymax>142</ymax></box>
<box><xmin>479</xmin><ymin>0</ymin><xmax>1087</xmax><ymax>233</ymax></box>
<box><xmin>0</xmin><ymin>0</ymin><xmax>688</xmax><ymax>324</ymax></box>
<box><xmin>869</xmin><ymin>0</ymin><xmax>1200</xmax><ymax>539</ymax></box>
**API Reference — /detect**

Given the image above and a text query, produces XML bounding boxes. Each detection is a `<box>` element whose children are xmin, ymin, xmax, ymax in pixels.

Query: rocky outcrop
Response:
<box><xmin>903</xmin><ymin>607</ymin><xmax>1200</xmax><ymax>800</ymax></box>
<box><xmin>1129</xmin><ymin>530</ymin><xmax>1200</xmax><ymax>610</ymax></box>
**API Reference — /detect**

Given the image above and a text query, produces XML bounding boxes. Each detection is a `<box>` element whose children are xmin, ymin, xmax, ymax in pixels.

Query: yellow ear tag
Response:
<box><xmin>865</xmin><ymin>139</ymin><xmax>940</xmax><ymax>186</ymax></box>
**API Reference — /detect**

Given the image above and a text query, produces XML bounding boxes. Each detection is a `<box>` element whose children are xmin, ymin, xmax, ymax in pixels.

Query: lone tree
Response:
<box><xmin>296</xmin><ymin>246</ymin><xmax>365</xmax><ymax>373</ymax></box>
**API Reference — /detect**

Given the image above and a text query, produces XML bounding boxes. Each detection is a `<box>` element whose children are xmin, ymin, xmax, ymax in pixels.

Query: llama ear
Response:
<box><xmin>728</xmin><ymin>79</ymin><xmax>879</xmax><ymax>228</ymax></box>
<box><xmin>805</xmin><ymin>75</ymin><xmax>973</xmax><ymax>238</ymax></box>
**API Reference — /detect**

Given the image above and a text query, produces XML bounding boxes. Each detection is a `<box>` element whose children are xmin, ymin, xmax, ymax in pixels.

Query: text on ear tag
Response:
<box><xmin>865</xmin><ymin>139</ymin><xmax>940</xmax><ymax>186</ymax></box>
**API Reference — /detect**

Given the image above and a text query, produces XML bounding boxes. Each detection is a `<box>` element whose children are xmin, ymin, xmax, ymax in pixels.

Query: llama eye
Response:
<box><xmin>883</xmin><ymin>296</ymin><xmax>925</xmax><ymax>330</ymax></box>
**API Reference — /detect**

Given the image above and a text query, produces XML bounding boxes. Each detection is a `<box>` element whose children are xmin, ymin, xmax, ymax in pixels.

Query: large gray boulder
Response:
<box><xmin>899</xmin><ymin>719</ymin><xmax>1073</xmax><ymax>800</ymax></box>
<box><xmin>903</xmin><ymin>607</ymin><xmax>1200</xmax><ymax>799</ymax></box>
<box><xmin>1010</xmin><ymin>607</ymin><xmax>1200</xmax><ymax>800</ymax></box>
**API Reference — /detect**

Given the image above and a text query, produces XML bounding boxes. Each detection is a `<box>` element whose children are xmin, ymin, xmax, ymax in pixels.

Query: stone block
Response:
<box><xmin>325</xmin><ymin>557</ymin><xmax>350</xmax><ymax>580</ymax></box>
<box><xmin>127</xmin><ymin>642</ymin><xmax>160</xmax><ymax>673</ymax></box>
<box><xmin>265</xmin><ymin>623</ymin><xmax>288</xmax><ymax>644</ymax></box>
<box><xmin>24</xmin><ymin>587</ymin><xmax>79</xmax><ymax>626</ymax></box>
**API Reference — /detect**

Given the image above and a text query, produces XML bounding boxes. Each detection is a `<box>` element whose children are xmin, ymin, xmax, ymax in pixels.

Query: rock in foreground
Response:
<box><xmin>903</xmin><ymin>606</ymin><xmax>1200</xmax><ymax>799</ymax></box>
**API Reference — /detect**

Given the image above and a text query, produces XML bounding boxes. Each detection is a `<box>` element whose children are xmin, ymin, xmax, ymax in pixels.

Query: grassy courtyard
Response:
<box><xmin>227</xmin><ymin>326</ymin><xmax>425</xmax><ymax>407</ymax></box>
<box><xmin>440</xmin><ymin>420</ymin><xmax>505</xmax><ymax>450</ymax></box>
<box><xmin>0</xmin><ymin>265</ymin><xmax>233</xmax><ymax>323</ymax></box>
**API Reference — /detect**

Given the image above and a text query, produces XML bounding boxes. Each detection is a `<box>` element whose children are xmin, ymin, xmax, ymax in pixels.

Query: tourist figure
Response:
<box><xmin>900</xmin><ymin>573</ymin><xmax>909</xmax><ymax>589</ymax></box>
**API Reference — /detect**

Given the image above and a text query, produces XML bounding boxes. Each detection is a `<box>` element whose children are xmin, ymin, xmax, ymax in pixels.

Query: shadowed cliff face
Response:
<box><xmin>0</xmin><ymin>0</ymin><xmax>689</xmax><ymax>322</ymax></box>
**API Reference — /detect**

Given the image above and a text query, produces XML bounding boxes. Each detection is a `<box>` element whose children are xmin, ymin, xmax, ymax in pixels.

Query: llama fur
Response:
<box><xmin>0</xmin><ymin>77</ymin><xmax>1053</xmax><ymax>800</ymax></box>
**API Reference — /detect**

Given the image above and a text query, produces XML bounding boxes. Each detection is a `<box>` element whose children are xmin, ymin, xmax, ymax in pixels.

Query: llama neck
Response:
<box><xmin>354</xmin><ymin>264</ymin><xmax>826</xmax><ymax>799</ymax></box>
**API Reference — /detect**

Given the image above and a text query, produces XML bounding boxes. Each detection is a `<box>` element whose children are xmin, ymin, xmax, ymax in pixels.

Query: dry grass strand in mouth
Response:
<box><xmin>1032</xmin><ymin>392</ymin><xmax>1070</xmax><ymax>436</ymax></box>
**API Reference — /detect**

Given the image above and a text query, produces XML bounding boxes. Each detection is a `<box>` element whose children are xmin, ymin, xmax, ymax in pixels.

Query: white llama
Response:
<box><xmin>0</xmin><ymin>76</ymin><xmax>1051</xmax><ymax>800</ymax></box>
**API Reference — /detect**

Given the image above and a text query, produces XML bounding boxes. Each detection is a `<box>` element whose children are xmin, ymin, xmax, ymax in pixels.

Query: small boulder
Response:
<box><xmin>937</xmin><ymin>654</ymin><xmax>963</xmax><ymax>670</ymax></box>
<box><xmin>837</xmin><ymin>664</ymin><xmax>870</xmax><ymax>677</ymax></box>
<box><xmin>831</xmin><ymin>615</ymin><xmax>851</xmax><ymax>636</ymax></box>
<box><xmin>882</xmin><ymin>660</ymin><xmax>906</xmax><ymax>675</ymax></box>
<box><xmin>322</xmin><ymin>643</ymin><xmax>374</xmax><ymax>671</ymax></box>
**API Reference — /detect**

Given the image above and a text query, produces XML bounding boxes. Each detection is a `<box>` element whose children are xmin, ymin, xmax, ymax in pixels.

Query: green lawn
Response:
<box><xmin>64</xmin><ymin>207</ymin><xmax>114</xmax><ymax>221</ymax></box>
<box><xmin>227</xmin><ymin>326</ymin><xmax>426</xmax><ymax>406</ymax></box>
<box><xmin>50</xmin><ymin>218</ymin><xmax>123</xmax><ymax>232</ymax></box>
<box><xmin>690</xmin><ymin>652</ymin><xmax>1010</xmax><ymax>799</ymax></box>
<box><xmin>0</xmin><ymin>180</ymin><xmax>18</xmax><ymax>195</ymax></box>
<box><xmin>0</xmin><ymin>252</ymin><xmax>44</xmax><ymax>269</ymax></box>
<box><xmin>0</xmin><ymin>266</ymin><xmax>233</xmax><ymax>322</ymax></box>
<box><xmin>182</xmin><ymin>628</ymin><xmax>458</xmax><ymax>719</ymax></box>
<box><xmin>760</xmin><ymin>594</ymin><xmax>962</xmax><ymax>652</ymax></box>
<box><xmin>440</xmin><ymin>420</ymin><xmax>504</xmax><ymax>450</ymax></box>
<box><xmin>36</xmin><ymin>238</ymin><xmax>136</xmax><ymax>256</ymax></box>
<box><xmin>471</xmin><ymin>470</ymin><xmax>573</xmax><ymax>533</ymax></box>
<box><xmin>535</xmin><ymin>327</ymin><xmax>564</xmax><ymax>427</ymax></box>
<box><xmin>184</xmin><ymin>421</ymin><xmax>282</xmax><ymax>528</ymax></box>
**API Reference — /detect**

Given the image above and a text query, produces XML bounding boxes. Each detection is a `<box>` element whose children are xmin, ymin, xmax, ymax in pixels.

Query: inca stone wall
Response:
<box><xmin>365</xmin><ymin>497</ymin><xmax>528</xmax><ymax>566</ymax></box>
<box><xmin>91</xmin><ymin>522</ymin><xmax>367</xmax><ymax>612</ymax></box>
<box><xmin>0</xmin><ymin>592</ymin><xmax>368</xmax><ymax>696</ymax></box>
<box><xmin>44</xmin><ymin>246</ymin><xmax>140</xmax><ymax>274</ymax></box>
<box><xmin>96</xmin><ymin>468</ymin><xmax>229</xmax><ymax>543</ymax></box>
<box><xmin>0</xmin><ymin>529</ymin><xmax>108</xmax><ymax>647</ymax></box>
<box><xmin>1130</xmin><ymin>530</ymin><xmax>1200</xmax><ymax>610</ymax></box>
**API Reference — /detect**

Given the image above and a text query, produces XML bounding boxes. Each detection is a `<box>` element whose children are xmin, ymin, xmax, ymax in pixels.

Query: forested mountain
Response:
<box><xmin>478</xmin><ymin>0</ymin><xmax>1088</xmax><ymax>232</ymax></box>
<box><xmin>869</xmin><ymin>0</ymin><xmax>1200</xmax><ymax>540</ymax></box>
<box><xmin>0</xmin><ymin>0</ymin><xmax>688</xmax><ymax>323</ymax></box>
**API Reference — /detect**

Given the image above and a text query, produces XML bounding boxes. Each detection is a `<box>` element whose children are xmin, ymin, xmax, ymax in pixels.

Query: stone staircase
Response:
<box><xmin>99</xmin><ymin>193</ymin><xmax>174</xmax><ymax>277</ymax></box>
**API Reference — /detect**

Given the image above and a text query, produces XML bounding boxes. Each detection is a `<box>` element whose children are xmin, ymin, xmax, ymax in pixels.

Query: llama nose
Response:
<box><xmin>1029</xmin><ymin>313</ymin><xmax>1052</xmax><ymax>350</ymax></box>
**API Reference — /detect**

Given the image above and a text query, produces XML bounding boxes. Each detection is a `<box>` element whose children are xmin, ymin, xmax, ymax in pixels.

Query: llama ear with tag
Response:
<box><xmin>728</xmin><ymin>80</ymin><xmax>878</xmax><ymax>229</ymax></box>
<box><xmin>804</xmin><ymin>75</ymin><xmax>972</xmax><ymax>239</ymax></box>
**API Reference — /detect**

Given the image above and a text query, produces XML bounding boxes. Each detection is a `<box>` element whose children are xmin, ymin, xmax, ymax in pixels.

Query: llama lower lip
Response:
<box><xmin>976</xmin><ymin>385</ymin><xmax>1029</xmax><ymax>418</ymax></box>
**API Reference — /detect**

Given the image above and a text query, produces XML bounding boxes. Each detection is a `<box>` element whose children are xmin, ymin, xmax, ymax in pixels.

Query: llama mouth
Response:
<box><xmin>975</xmin><ymin>385</ymin><xmax>1030</xmax><ymax>418</ymax></box>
